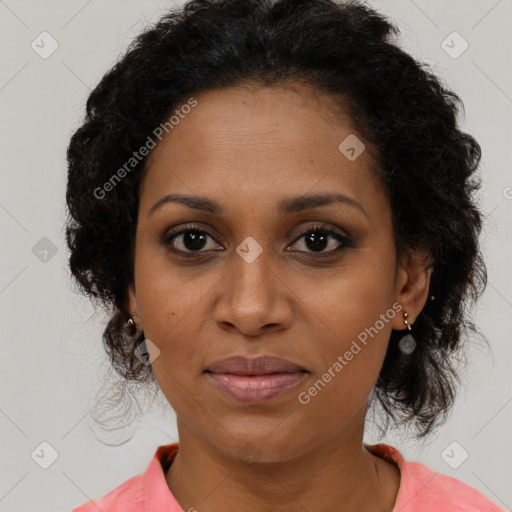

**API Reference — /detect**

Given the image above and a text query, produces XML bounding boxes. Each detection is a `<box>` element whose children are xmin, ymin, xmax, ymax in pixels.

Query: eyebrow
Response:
<box><xmin>147</xmin><ymin>192</ymin><xmax>368</xmax><ymax>219</ymax></box>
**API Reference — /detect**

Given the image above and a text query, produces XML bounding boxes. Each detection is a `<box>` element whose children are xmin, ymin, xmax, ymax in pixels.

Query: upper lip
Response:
<box><xmin>205</xmin><ymin>355</ymin><xmax>306</xmax><ymax>375</ymax></box>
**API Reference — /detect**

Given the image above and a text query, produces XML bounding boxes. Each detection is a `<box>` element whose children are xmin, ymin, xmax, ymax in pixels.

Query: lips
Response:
<box><xmin>205</xmin><ymin>355</ymin><xmax>306</xmax><ymax>375</ymax></box>
<box><xmin>205</xmin><ymin>355</ymin><xmax>308</xmax><ymax>404</ymax></box>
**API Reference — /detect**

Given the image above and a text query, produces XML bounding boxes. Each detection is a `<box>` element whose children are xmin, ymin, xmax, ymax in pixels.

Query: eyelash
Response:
<box><xmin>162</xmin><ymin>223</ymin><xmax>353</xmax><ymax>260</ymax></box>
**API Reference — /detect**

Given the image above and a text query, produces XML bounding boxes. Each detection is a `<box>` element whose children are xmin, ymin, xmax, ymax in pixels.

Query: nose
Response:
<box><xmin>212</xmin><ymin>247</ymin><xmax>293</xmax><ymax>338</ymax></box>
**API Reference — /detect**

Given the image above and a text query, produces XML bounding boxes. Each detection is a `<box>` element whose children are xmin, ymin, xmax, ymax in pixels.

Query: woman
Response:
<box><xmin>66</xmin><ymin>0</ymin><xmax>504</xmax><ymax>510</ymax></box>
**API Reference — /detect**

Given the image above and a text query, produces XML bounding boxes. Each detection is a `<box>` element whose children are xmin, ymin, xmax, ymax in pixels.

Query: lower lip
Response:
<box><xmin>206</xmin><ymin>371</ymin><xmax>307</xmax><ymax>404</ymax></box>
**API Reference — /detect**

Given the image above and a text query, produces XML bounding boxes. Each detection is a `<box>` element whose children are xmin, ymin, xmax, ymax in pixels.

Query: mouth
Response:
<box><xmin>204</xmin><ymin>355</ymin><xmax>308</xmax><ymax>404</ymax></box>
<box><xmin>205</xmin><ymin>371</ymin><xmax>308</xmax><ymax>404</ymax></box>
<box><xmin>205</xmin><ymin>355</ymin><xmax>306</xmax><ymax>375</ymax></box>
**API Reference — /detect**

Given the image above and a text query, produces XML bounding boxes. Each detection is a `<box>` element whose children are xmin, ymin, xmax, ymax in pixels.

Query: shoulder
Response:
<box><xmin>71</xmin><ymin>473</ymin><xmax>144</xmax><ymax>512</ymax></box>
<box><xmin>400</xmin><ymin>460</ymin><xmax>505</xmax><ymax>511</ymax></box>
<box><xmin>367</xmin><ymin>443</ymin><xmax>506</xmax><ymax>511</ymax></box>
<box><xmin>71</xmin><ymin>443</ymin><xmax>180</xmax><ymax>512</ymax></box>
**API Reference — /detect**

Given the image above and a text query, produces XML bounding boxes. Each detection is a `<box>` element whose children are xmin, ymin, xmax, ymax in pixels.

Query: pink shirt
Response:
<box><xmin>72</xmin><ymin>442</ymin><xmax>506</xmax><ymax>511</ymax></box>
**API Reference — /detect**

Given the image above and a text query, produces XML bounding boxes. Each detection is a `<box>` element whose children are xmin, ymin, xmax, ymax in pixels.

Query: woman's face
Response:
<box><xmin>129</xmin><ymin>82</ymin><xmax>428</xmax><ymax>462</ymax></box>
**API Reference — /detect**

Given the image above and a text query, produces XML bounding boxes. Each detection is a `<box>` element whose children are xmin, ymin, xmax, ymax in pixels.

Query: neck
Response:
<box><xmin>165</xmin><ymin>415</ymin><xmax>400</xmax><ymax>512</ymax></box>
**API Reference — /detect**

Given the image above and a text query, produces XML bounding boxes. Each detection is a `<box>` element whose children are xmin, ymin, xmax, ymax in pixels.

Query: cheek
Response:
<box><xmin>133</xmin><ymin>257</ymin><xmax>215</xmax><ymax>399</ymax></box>
<box><xmin>297</xmin><ymin>253</ymin><xmax>395</xmax><ymax>344</ymax></box>
<box><xmin>295</xmin><ymin>259</ymin><xmax>395</xmax><ymax>405</ymax></box>
<box><xmin>146</xmin><ymin>320</ymin><xmax>207</xmax><ymax>417</ymax></box>
<box><xmin>134</xmin><ymin>246</ymin><xmax>217</xmax><ymax>338</ymax></box>
<box><xmin>296</xmin><ymin>327</ymin><xmax>390</xmax><ymax>438</ymax></box>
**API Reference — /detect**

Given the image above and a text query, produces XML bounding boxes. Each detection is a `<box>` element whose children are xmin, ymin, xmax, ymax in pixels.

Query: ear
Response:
<box><xmin>391</xmin><ymin>247</ymin><xmax>433</xmax><ymax>330</ymax></box>
<box><xmin>126</xmin><ymin>284</ymin><xmax>138</xmax><ymax>316</ymax></box>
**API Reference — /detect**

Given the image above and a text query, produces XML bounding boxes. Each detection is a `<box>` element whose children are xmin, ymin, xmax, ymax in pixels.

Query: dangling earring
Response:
<box><xmin>124</xmin><ymin>314</ymin><xmax>137</xmax><ymax>336</ymax></box>
<box><xmin>398</xmin><ymin>311</ymin><xmax>417</xmax><ymax>354</ymax></box>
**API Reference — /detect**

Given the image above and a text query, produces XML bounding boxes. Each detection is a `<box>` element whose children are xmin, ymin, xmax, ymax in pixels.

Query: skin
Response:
<box><xmin>127</xmin><ymin>81</ymin><xmax>432</xmax><ymax>512</ymax></box>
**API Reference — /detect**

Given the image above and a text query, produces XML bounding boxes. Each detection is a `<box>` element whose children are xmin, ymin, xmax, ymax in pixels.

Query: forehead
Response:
<box><xmin>141</xmin><ymin>82</ymin><xmax>386</xmax><ymax>217</ymax></box>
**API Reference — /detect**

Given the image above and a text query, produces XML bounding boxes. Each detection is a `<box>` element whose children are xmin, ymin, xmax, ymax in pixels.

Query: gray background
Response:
<box><xmin>0</xmin><ymin>0</ymin><xmax>511</xmax><ymax>511</ymax></box>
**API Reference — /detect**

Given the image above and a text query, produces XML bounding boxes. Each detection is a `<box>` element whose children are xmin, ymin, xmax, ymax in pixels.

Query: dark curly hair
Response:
<box><xmin>65</xmin><ymin>0</ymin><xmax>487</xmax><ymax>441</ymax></box>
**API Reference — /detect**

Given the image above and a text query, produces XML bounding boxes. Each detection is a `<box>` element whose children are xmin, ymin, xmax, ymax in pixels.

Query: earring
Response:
<box><xmin>124</xmin><ymin>314</ymin><xmax>137</xmax><ymax>336</ymax></box>
<box><xmin>398</xmin><ymin>311</ymin><xmax>417</xmax><ymax>354</ymax></box>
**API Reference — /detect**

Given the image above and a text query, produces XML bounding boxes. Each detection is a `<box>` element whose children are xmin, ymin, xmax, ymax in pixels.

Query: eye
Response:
<box><xmin>162</xmin><ymin>222</ymin><xmax>353</xmax><ymax>259</ymax></box>
<box><xmin>162</xmin><ymin>224</ymin><xmax>222</xmax><ymax>257</ymax></box>
<box><xmin>288</xmin><ymin>224</ymin><xmax>353</xmax><ymax>257</ymax></box>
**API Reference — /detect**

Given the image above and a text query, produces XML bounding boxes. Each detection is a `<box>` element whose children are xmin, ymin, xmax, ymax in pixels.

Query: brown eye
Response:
<box><xmin>288</xmin><ymin>224</ymin><xmax>353</xmax><ymax>257</ymax></box>
<box><xmin>163</xmin><ymin>225</ymin><xmax>222</xmax><ymax>257</ymax></box>
<box><xmin>162</xmin><ymin>222</ymin><xmax>353</xmax><ymax>260</ymax></box>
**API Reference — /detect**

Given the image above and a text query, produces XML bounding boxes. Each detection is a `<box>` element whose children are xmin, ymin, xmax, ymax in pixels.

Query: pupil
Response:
<box><xmin>184</xmin><ymin>230</ymin><xmax>207</xmax><ymax>251</ymax></box>
<box><xmin>306</xmin><ymin>230</ymin><xmax>328</xmax><ymax>252</ymax></box>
